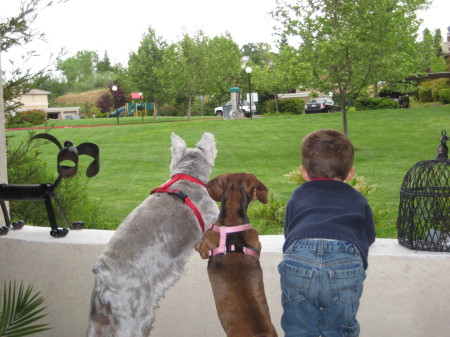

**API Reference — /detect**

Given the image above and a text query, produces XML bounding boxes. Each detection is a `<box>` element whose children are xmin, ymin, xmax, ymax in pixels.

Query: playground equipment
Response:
<box><xmin>107</xmin><ymin>92</ymin><xmax>155</xmax><ymax>119</ymax></box>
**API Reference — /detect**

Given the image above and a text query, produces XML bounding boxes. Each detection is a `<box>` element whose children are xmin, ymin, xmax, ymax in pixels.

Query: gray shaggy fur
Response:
<box><xmin>86</xmin><ymin>133</ymin><xmax>219</xmax><ymax>337</ymax></box>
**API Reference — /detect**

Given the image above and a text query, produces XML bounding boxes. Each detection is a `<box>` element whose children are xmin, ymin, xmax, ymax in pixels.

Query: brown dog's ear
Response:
<box><xmin>206</xmin><ymin>174</ymin><xmax>226</xmax><ymax>202</ymax></box>
<box><xmin>254</xmin><ymin>179</ymin><xmax>269</xmax><ymax>204</ymax></box>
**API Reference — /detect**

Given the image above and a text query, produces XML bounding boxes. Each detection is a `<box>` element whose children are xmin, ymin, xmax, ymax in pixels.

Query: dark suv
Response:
<box><xmin>305</xmin><ymin>98</ymin><xmax>339</xmax><ymax>113</ymax></box>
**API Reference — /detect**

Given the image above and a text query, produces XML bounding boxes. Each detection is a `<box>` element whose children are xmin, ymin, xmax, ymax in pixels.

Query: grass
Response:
<box><xmin>8</xmin><ymin>115</ymin><xmax>221</xmax><ymax>128</ymax></box>
<box><xmin>5</xmin><ymin>106</ymin><xmax>450</xmax><ymax>237</ymax></box>
<box><xmin>53</xmin><ymin>89</ymin><xmax>108</xmax><ymax>106</ymax></box>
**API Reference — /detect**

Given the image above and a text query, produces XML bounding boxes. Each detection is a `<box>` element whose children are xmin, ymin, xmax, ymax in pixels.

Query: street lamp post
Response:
<box><xmin>139</xmin><ymin>92</ymin><xmax>144</xmax><ymax>122</ymax></box>
<box><xmin>111</xmin><ymin>85</ymin><xmax>119</xmax><ymax>125</ymax></box>
<box><xmin>245</xmin><ymin>66</ymin><xmax>253</xmax><ymax>119</ymax></box>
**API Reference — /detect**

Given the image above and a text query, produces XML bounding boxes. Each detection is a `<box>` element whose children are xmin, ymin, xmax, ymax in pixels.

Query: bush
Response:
<box><xmin>418</xmin><ymin>86</ymin><xmax>433</xmax><ymax>102</ymax></box>
<box><xmin>418</xmin><ymin>78</ymin><xmax>450</xmax><ymax>102</ymax></box>
<box><xmin>6</xmin><ymin>133</ymin><xmax>102</xmax><ymax>228</ymax></box>
<box><xmin>353</xmin><ymin>97</ymin><xmax>398</xmax><ymax>111</ymax></box>
<box><xmin>265</xmin><ymin>98</ymin><xmax>305</xmax><ymax>114</ymax></box>
<box><xmin>158</xmin><ymin>104</ymin><xmax>180</xmax><ymax>116</ymax></box>
<box><xmin>437</xmin><ymin>88</ymin><xmax>450</xmax><ymax>104</ymax></box>
<box><xmin>249</xmin><ymin>194</ymin><xmax>286</xmax><ymax>234</ymax></box>
<box><xmin>7</xmin><ymin>110</ymin><xmax>46</xmax><ymax>126</ymax></box>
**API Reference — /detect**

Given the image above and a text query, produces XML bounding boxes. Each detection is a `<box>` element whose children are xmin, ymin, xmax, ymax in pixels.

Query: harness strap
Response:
<box><xmin>208</xmin><ymin>223</ymin><xmax>260</xmax><ymax>259</ymax></box>
<box><xmin>151</xmin><ymin>174</ymin><xmax>206</xmax><ymax>231</ymax></box>
<box><xmin>155</xmin><ymin>174</ymin><xmax>206</xmax><ymax>192</ymax></box>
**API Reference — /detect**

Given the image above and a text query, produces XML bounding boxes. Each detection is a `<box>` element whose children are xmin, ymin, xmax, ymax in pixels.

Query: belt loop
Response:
<box><xmin>318</xmin><ymin>240</ymin><xmax>325</xmax><ymax>255</ymax></box>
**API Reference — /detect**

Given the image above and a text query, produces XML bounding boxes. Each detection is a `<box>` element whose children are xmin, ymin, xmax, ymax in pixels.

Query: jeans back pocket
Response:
<box><xmin>329</xmin><ymin>265</ymin><xmax>365</xmax><ymax>305</ymax></box>
<box><xmin>278</xmin><ymin>259</ymin><xmax>314</xmax><ymax>303</ymax></box>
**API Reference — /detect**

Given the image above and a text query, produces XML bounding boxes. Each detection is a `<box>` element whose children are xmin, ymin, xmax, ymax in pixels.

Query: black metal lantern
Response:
<box><xmin>397</xmin><ymin>130</ymin><xmax>450</xmax><ymax>251</ymax></box>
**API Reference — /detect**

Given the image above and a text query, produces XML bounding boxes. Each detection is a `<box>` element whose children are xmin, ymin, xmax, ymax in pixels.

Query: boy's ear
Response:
<box><xmin>345</xmin><ymin>166</ymin><xmax>355</xmax><ymax>181</ymax></box>
<box><xmin>300</xmin><ymin>166</ymin><xmax>310</xmax><ymax>181</ymax></box>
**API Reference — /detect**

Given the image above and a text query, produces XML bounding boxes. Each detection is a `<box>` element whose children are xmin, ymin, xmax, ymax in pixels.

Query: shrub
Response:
<box><xmin>265</xmin><ymin>98</ymin><xmax>305</xmax><ymax>114</ymax></box>
<box><xmin>418</xmin><ymin>86</ymin><xmax>433</xmax><ymax>102</ymax></box>
<box><xmin>437</xmin><ymin>88</ymin><xmax>450</xmax><ymax>104</ymax></box>
<box><xmin>7</xmin><ymin>110</ymin><xmax>46</xmax><ymax>126</ymax></box>
<box><xmin>418</xmin><ymin>78</ymin><xmax>450</xmax><ymax>102</ymax></box>
<box><xmin>158</xmin><ymin>104</ymin><xmax>179</xmax><ymax>116</ymax></box>
<box><xmin>353</xmin><ymin>97</ymin><xmax>398</xmax><ymax>111</ymax></box>
<box><xmin>249</xmin><ymin>194</ymin><xmax>286</xmax><ymax>234</ymax></box>
<box><xmin>7</xmin><ymin>133</ymin><xmax>102</xmax><ymax>228</ymax></box>
<box><xmin>96</xmin><ymin>93</ymin><xmax>113</xmax><ymax>113</ymax></box>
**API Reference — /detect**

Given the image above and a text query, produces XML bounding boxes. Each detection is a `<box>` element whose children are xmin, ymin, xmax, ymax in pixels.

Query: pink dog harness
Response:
<box><xmin>208</xmin><ymin>223</ymin><xmax>260</xmax><ymax>259</ymax></box>
<box><xmin>151</xmin><ymin>174</ymin><xmax>206</xmax><ymax>231</ymax></box>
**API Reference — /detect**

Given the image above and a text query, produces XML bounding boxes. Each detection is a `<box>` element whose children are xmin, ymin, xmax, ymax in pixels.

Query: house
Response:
<box><xmin>443</xmin><ymin>26</ymin><xmax>450</xmax><ymax>61</ymax></box>
<box><xmin>13</xmin><ymin>89</ymin><xmax>80</xmax><ymax>120</ymax></box>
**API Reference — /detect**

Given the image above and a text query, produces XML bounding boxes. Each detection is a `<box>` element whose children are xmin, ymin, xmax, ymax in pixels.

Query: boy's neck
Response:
<box><xmin>310</xmin><ymin>177</ymin><xmax>343</xmax><ymax>182</ymax></box>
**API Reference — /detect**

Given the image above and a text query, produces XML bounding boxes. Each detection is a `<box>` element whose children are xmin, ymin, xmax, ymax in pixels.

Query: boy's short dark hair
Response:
<box><xmin>301</xmin><ymin>129</ymin><xmax>354</xmax><ymax>180</ymax></box>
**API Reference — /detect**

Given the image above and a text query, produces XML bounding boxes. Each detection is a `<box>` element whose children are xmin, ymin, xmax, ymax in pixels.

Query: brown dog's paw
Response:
<box><xmin>194</xmin><ymin>241</ymin><xmax>210</xmax><ymax>259</ymax></box>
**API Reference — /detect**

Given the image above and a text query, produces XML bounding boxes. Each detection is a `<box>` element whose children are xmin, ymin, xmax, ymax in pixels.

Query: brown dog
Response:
<box><xmin>195</xmin><ymin>173</ymin><xmax>278</xmax><ymax>337</ymax></box>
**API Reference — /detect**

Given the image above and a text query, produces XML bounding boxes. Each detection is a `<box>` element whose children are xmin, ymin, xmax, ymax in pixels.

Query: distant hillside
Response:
<box><xmin>53</xmin><ymin>89</ymin><xmax>108</xmax><ymax>106</ymax></box>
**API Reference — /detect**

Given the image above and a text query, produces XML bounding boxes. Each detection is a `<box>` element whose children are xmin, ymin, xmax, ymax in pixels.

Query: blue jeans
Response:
<box><xmin>278</xmin><ymin>239</ymin><xmax>366</xmax><ymax>337</ymax></box>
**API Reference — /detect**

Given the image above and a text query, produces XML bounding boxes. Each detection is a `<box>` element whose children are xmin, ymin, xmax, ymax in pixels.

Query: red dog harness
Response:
<box><xmin>208</xmin><ymin>224</ymin><xmax>260</xmax><ymax>259</ymax></box>
<box><xmin>151</xmin><ymin>174</ymin><xmax>206</xmax><ymax>231</ymax></box>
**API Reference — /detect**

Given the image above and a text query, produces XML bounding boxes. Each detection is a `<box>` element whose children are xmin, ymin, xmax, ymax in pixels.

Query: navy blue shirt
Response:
<box><xmin>283</xmin><ymin>179</ymin><xmax>376</xmax><ymax>269</ymax></box>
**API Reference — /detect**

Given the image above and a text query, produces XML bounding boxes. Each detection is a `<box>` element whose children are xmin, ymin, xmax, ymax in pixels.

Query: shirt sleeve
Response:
<box><xmin>365</xmin><ymin>204</ymin><xmax>376</xmax><ymax>245</ymax></box>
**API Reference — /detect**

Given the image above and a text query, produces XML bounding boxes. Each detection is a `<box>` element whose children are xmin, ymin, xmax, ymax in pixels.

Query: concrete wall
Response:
<box><xmin>0</xmin><ymin>227</ymin><xmax>449</xmax><ymax>337</ymax></box>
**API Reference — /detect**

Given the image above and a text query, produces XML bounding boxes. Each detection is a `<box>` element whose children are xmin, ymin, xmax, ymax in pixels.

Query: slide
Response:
<box><xmin>109</xmin><ymin>106</ymin><xmax>125</xmax><ymax>117</ymax></box>
<box><xmin>126</xmin><ymin>106</ymin><xmax>136</xmax><ymax>117</ymax></box>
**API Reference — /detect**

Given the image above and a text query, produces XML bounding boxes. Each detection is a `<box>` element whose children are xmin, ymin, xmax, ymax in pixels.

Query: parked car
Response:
<box><xmin>214</xmin><ymin>100</ymin><xmax>257</xmax><ymax>116</ymax></box>
<box><xmin>64</xmin><ymin>115</ymin><xmax>80</xmax><ymax>119</ymax></box>
<box><xmin>305</xmin><ymin>98</ymin><xmax>339</xmax><ymax>113</ymax></box>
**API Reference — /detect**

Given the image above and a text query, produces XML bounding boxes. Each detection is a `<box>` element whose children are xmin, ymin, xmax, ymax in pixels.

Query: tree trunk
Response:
<box><xmin>153</xmin><ymin>101</ymin><xmax>158</xmax><ymax>121</ymax></box>
<box><xmin>274</xmin><ymin>93</ymin><xmax>279</xmax><ymax>113</ymax></box>
<box><xmin>187</xmin><ymin>96</ymin><xmax>192</xmax><ymax>121</ymax></box>
<box><xmin>338</xmin><ymin>91</ymin><xmax>349</xmax><ymax>136</ymax></box>
<box><xmin>342</xmin><ymin>108</ymin><xmax>348</xmax><ymax>136</ymax></box>
<box><xmin>373</xmin><ymin>82</ymin><xmax>379</xmax><ymax>98</ymax></box>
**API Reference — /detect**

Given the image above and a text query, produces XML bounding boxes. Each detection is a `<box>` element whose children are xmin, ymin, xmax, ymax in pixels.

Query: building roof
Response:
<box><xmin>24</xmin><ymin>89</ymin><xmax>51</xmax><ymax>95</ymax></box>
<box><xmin>407</xmin><ymin>72</ymin><xmax>450</xmax><ymax>80</ymax></box>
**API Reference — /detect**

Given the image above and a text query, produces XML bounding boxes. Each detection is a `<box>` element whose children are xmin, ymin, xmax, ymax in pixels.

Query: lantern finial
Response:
<box><xmin>437</xmin><ymin>130</ymin><xmax>448</xmax><ymax>159</ymax></box>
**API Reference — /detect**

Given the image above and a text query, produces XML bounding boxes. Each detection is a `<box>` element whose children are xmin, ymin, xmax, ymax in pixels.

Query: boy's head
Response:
<box><xmin>301</xmin><ymin>129</ymin><xmax>355</xmax><ymax>181</ymax></box>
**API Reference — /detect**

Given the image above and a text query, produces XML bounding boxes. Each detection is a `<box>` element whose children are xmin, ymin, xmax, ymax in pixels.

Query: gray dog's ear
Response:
<box><xmin>196</xmin><ymin>132</ymin><xmax>217</xmax><ymax>167</ymax></box>
<box><xmin>170</xmin><ymin>133</ymin><xmax>187</xmax><ymax>173</ymax></box>
<box><xmin>254</xmin><ymin>178</ymin><xmax>269</xmax><ymax>204</ymax></box>
<box><xmin>206</xmin><ymin>174</ymin><xmax>225</xmax><ymax>202</ymax></box>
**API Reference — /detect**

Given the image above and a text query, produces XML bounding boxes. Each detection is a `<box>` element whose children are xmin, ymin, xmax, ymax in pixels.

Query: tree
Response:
<box><xmin>204</xmin><ymin>34</ymin><xmax>242</xmax><ymax>105</ymax></box>
<box><xmin>109</xmin><ymin>81</ymin><xmax>126</xmax><ymax>109</ymax></box>
<box><xmin>97</xmin><ymin>51</ymin><xmax>112</xmax><ymax>73</ymax></box>
<box><xmin>241</xmin><ymin>43</ymin><xmax>273</xmax><ymax>66</ymax></box>
<box><xmin>96</xmin><ymin>92</ymin><xmax>113</xmax><ymax>114</ymax></box>
<box><xmin>158</xmin><ymin>31</ymin><xmax>210</xmax><ymax>120</ymax></box>
<box><xmin>419</xmin><ymin>28</ymin><xmax>446</xmax><ymax>73</ymax></box>
<box><xmin>57</xmin><ymin>50</ymin><xmax>97</xmax><ymax>84</ymax></box>
<box><xmin>252</xmin><ymin>45</ymin><xmax>311</xmax><ymax>112</ymax></box>
<box><xmin>273</xmin><ymin>0</ymin><xmax>429</xmax><ymax>135</ymax></box>
<box><xmin>1</xmin><ymin>0</ymin><xmax>66</xmax><ymax>220</ymax></box>
<box><xmin>127</xmin><ymin>27</ymin><xmax>168</xmax><ymax>120</ymax></box>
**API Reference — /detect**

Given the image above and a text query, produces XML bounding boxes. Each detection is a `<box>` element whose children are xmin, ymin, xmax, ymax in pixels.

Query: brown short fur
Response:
<box><xmin>195</xmin><ymin>173</ymin><xmax>278</xmax><ymax>337</ymax></box>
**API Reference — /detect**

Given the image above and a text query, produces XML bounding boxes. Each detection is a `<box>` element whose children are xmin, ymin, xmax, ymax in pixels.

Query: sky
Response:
<box><xmin>1</xmin><ymin>0</ymin><xmax>450</xmax><ymax>73</ymax></box>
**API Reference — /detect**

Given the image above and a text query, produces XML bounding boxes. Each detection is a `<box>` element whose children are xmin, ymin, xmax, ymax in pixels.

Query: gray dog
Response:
<box><xmin>86</xmin><ymin>132</ymin><xmax>219</xmax><ymax>337</ymax></box>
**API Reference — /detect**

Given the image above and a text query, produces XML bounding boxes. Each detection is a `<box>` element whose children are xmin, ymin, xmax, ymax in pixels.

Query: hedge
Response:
<box><xmin>265</xmin><ymin>98</ymin><xmax>305</xmax><ymax>114</ymax></box>
<box><xmin>353</xmin><ymin>97</ymin><xmax>398</xmax><ymax>111</ymax></box>
<box><xmin>7</xmin><ymin>110</ymin><xmax>46</xmax><ymax>126</ymax></box>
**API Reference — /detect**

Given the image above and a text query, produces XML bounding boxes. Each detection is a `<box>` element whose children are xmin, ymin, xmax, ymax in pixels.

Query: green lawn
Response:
<box><xmin>6</xmin><ymin>106</ymin><xmax>450</xmax><ymax>238</ymax></box>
